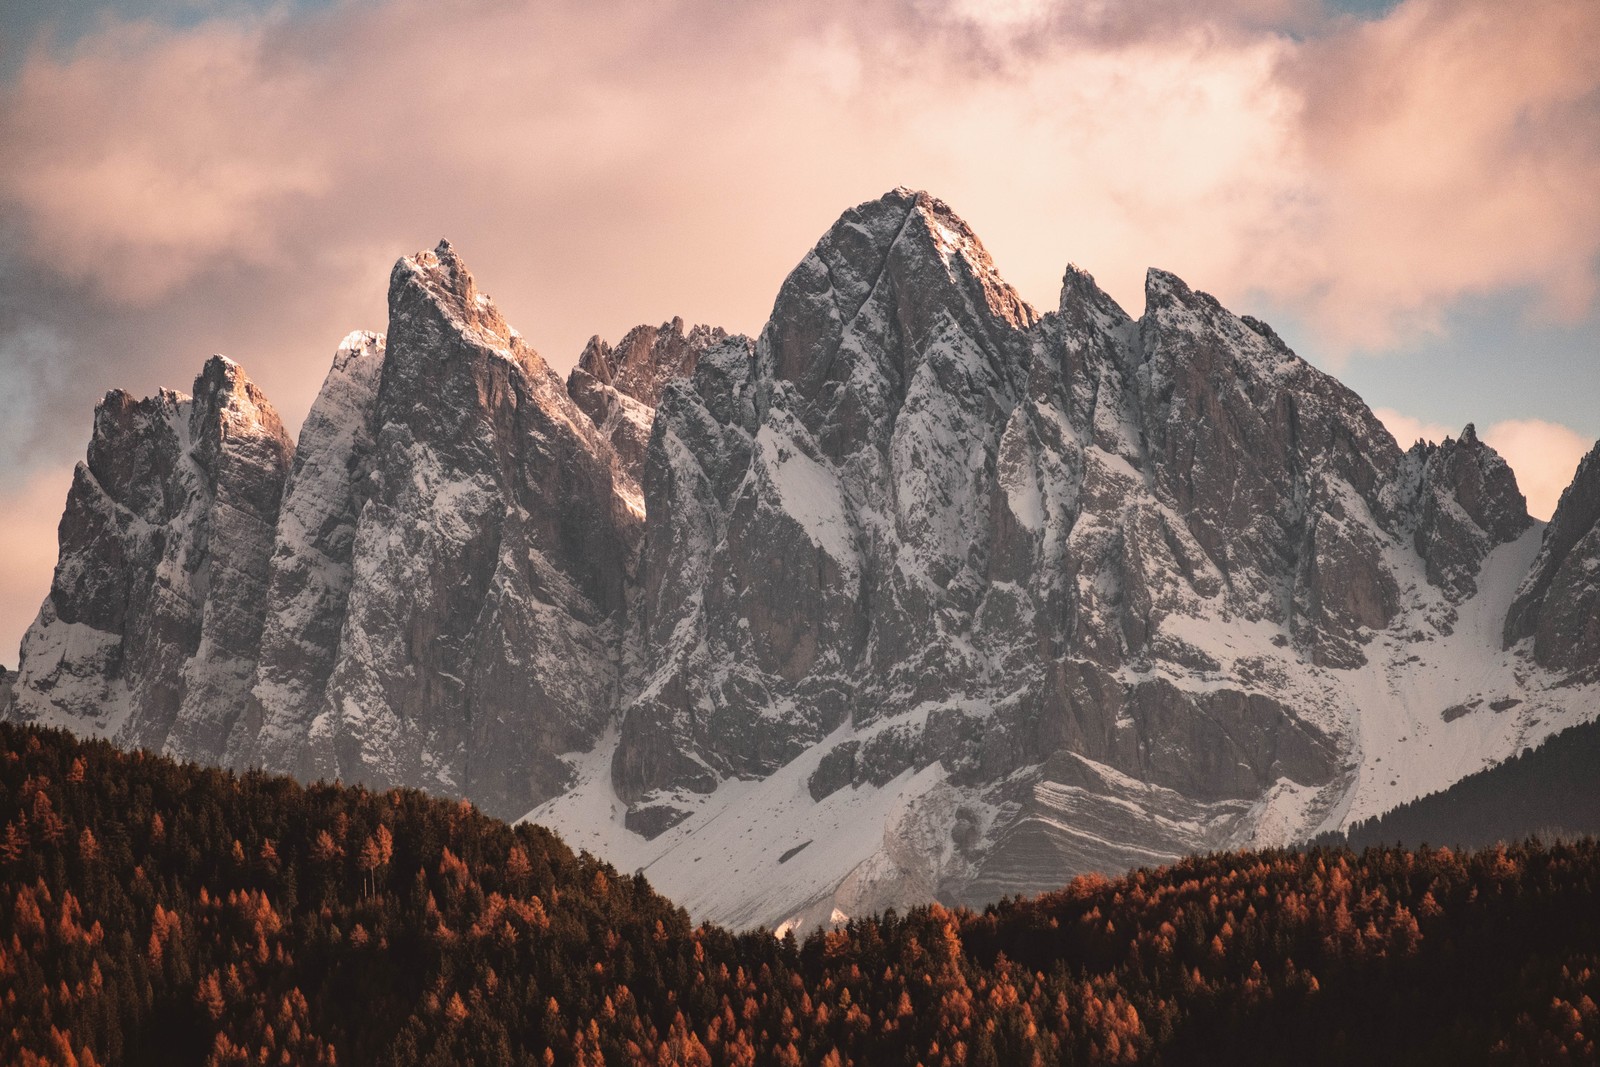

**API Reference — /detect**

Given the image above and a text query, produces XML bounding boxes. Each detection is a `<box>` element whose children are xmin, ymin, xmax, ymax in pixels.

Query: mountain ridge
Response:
<box><xmin>7</xmin><ymin>189</ymin><xmax>1600</xmax><ymax>933</ymax></box>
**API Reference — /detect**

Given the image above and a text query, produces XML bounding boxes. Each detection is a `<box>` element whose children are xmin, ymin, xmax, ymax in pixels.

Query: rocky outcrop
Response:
<box><xmin>575</xmin><ymin>317</ymin><xmax>723</xmax><ymax>409</ymax></box>
<box><xmin>614</xmin><ymin>190</ymin><xmax>1404</xmax><ymax>837</ymax></box>
<box><xmin>237</xmin><ymin>331</ymin><xmax>386</xmax><ymax>776</ymax></box>
<box><xmin>568</xmin><ymin>319</ymin><xmax>729</xmax><ymax>515</ymax></box>
<box><xmin>1504</xmin><ymin>440</ymin><xmax>1600</xmax><ymax>677</ymax></box>
<box><xmin>1135</xmin><ymin>270</ymin><xmax>1407</xmax><ymax>668</ymax></box>
<box><xmin>292</xmin><ymin>242</ymin><xmax>637</xmax><ymax>817</ymax></box>
<box><xmin>545</xmin><ymin>193</ymin><xmax>1594</xmax><ymax>930</ymax></box>
<box><xmin>8</xmin><ymin>357</ymin><xmax>292</xmax><ymax>763</ymax></box>
<box><xmin>1402</xmin><ymin>424</ymin><xmax>1532</xmax><ymax>600</ymax></box>
<box><xmin>617</xmin><ymin>190</ymin><xmax>1039</xmax><ymax>822</ymax></box>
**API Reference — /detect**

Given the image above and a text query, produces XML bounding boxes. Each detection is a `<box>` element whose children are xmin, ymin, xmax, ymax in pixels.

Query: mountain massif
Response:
<box><xmin>7</xmin><ymin>189</ymin><xmax>1600</xmax><ymax>931</ymax></box>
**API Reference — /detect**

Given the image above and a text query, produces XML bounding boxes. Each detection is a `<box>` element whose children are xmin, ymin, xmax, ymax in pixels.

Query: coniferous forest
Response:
<box><xmin>3</xmin><ymin>721</ymin><xmax>1599</xmax><ymax>1066</ymax></box>
<box><xmin>1332</xmin><ymin>716</ymin><xmax>1600</xmax><ymax>851</ymax></box>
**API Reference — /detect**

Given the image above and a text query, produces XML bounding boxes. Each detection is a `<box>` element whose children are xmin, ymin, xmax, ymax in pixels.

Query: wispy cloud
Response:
<box><xmin>2</xmin><ymin>0</ymin><xmax>1595</xmax><ymax>351</ymax></box>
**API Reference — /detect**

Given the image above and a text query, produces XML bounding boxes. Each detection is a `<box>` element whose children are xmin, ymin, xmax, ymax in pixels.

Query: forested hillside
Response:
<box><xmin>3</xmin><ymin>722</ymin><xmax>1598</xmax><ymax>1066</ymax></box>
<box><xmin>1334</xmin><ymin>717</ymin><xmax>1600</xmax><ymax>850</ymax></box>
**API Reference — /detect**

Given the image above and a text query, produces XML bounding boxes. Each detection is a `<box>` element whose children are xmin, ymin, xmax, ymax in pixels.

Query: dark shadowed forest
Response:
<box><xmin>3</xmin><ymin>722</ymin><xmax>1597</xmax><ymax>1066</ymax></box>
<box><xmin>1330</xmin><ymin>717</ymin><xmax>1600</xmax><ymax>850</ymax></box>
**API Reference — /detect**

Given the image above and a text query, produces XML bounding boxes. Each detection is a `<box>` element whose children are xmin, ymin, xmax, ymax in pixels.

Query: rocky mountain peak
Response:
<box><xmin>189</xmin><ymin>355</ymin><xmax>292</xmax><ymax>492</ymax></box>
<box><xmin>1139</xmin><ymin>268</ymin><xmax>1302</xmax><ymax>378</ymax></box>
<box><xmin>1406</xmin><ymin>425</ymin><xmax>1531</xmax><ymax>600</ymax></box>
<box><xmin>274</xmin><ymin>238</ymin><xmax>636</xmax><ymax>818</ymax></box>
<box><xmin>567</xmin><ymin>318</ymin><xmax>738</xmax><ymax>517</ymax></box>
<box><xmin>391</xmin><ymin>238</ymin><xmax>512</xmax><ymax>351</ymax></box>
<box><xmin>575</xmin><ymin>317</ymin><xmax>725</xmax><ymax>408</ymax></box>
<box><xmin>1427</xmin><ymin>425</ymin><xmax>1529</xmax><ymax>540</ymax></box>
<box><xmin>897</xmin><ymin>188</ymin><xmax>1037</xmax><ymax>331</ymax></box>
<box><xmin>1058</xmin><ymin>263</ymin><xmax>1126</xmax><ymax>317</ymax></box>
<box><xmin>12</xmin><ymin>190</ymin><xmax>1600</xmax><ymax>937</ymax></box>
<box><xmin>759</xmin><ymin>188</ymin><xmax>1038</xmax><ymax>470</ymax></box>
<box><xmin>10</xmin><ymin>354</ymin><xmax>292</xmax><ymax>762</ymax></box>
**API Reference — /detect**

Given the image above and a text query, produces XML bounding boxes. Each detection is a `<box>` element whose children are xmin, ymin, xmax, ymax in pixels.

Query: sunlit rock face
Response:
<box><xmin>568</xmin><ymin>318</ymin><xmax>729</xmax><ymax>520</ymax></box>
<box><xmin>262</xmin><ymin>242</ymin><xmax>639</xmax><ymax>818</ymax></box>
<box><xmin>237</xmin><ymin>331</ymin><xmax>387</xmax><ymax>779</ymax></box>
<box><xmin>10</xmin><ymin>190</ymin><xmax>1600</xmax><ymax>930</ymax></box>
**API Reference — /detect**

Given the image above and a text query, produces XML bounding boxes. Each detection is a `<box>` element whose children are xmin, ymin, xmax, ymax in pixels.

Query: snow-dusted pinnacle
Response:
<box><xmin>8</xmin><ymin>356</ymin><xmax>292</xmax><ymax>762</ymax></box>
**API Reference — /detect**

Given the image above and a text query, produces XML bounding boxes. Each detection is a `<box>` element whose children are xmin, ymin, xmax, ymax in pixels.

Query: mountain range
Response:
<box><xmin>7</xmin><ymin>188</ymin><xmax>1599</xmax><ymax>932</ymax></box>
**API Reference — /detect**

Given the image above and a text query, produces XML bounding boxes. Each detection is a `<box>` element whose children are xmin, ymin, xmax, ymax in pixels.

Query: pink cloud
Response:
<box><xmin>1280</xmin><ymin>0</ymin><xmax>1600</xmax><ymax>348</ymax></box>
<box><xmin>1</xmin><ymin>0</ymin><xmax>1595</xmax><ymax>350</ymax></box>
<box><xmin>0</xmin><ymin>465</ymin><xmax>71</xmax><ymax>667</ymax></box>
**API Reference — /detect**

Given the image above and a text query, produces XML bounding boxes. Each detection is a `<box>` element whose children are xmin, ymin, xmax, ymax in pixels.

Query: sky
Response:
<box><xmin>0</xmin><ymin>0</ymin><xmax>1597</xmax><ymax>667</ymax></box>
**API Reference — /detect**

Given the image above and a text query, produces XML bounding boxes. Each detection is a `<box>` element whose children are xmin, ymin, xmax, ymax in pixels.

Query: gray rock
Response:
<box><xmin>239</xmin><ymin>331</ymin><xmax>386</xmax><ymax>778</ymax></box>
<box><xmin>1404</xmin><ymin>424</ymin><xmax>1532</xmax><ymax>600</ymax></box>
<box><xmin>8</xmin><ymin>357</ymin><xmax>292</xmax><ymax>763</ymax></box>
<box><xmin>1504</xmin><ymin>440</ymin><xmax>1600</xmax><ymax>677</ymax></box>
<box><xmin>18</xmin><ymin>188</ymin><xmax>1600</xmax><ymax>933</ymax></box>
<box><xmin>567</xmin><ymin>318</ymin><xmax>729</xmax><ymax>513</ymax></box>
<box><xmin>301</xmin><ymin>241</ymin><xmax>637</xmax><ymax>818</ymax></box>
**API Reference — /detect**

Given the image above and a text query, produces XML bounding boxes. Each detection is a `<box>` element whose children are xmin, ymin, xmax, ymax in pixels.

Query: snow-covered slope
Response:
<box><xmin>9</xmin><ymin>190</ymin><xmax>1600</xmax><ymax>933</ymax></box>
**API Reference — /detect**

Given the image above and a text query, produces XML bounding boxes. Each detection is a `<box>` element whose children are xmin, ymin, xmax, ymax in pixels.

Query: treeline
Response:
<box><xmin>3</xmin><ymin>722</ymin><xmax>1598</xmax><ymax>1066</ymax></box>
<box><xmin>1329</xmin><ymin>717</ymin><xmax>1600</xmax><ymax>850</ymax></box>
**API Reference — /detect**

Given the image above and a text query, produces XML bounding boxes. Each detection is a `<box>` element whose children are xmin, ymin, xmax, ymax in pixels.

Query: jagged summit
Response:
<box><xmin>10</xmin><ymin>353</ymin><xmax>292</xmax><ymax>760</ymax></box>
<box><xmin>567</xmin><ymin>317</ymin><xmax>737</xmax><ymax>514</ymax></box>
<box><xmin>1401</xmin><ymin>424</ymin><xmax>1532</xmax><ymax>600</ymax></box>
<box><xmin>391</xmin><ymin>238</ymin><xmax>513</xmax><ymax>351</ymax></box>
<box><xmin>8</xmin><ymin>191</ymin><xmax>1599</xmax><ymax>936</ymax></box>
<box><xmin>575</xmin><ymin>317</ymin><xmax>725</xmax><ymax>408</ymax></box>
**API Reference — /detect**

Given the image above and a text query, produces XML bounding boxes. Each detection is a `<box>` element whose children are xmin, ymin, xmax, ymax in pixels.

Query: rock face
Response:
<box><xmin>280</xmin><ymin>243</ymin><xmax>639</xmax><ymax>817</ymax></box>
<box><xmin>1504</xmin><ymin>441</ymin><xmax>1600</xmax><ymax>678</ymax></box>
<box><xmin>1403</xmin><ymin>424</ymin><xmax>1533</xmax><ymax>601</ymax></box>
<box><xmin>532</xmin><ymin>192</ymin><xmax>1600</xmax><ymax>929</ymax></box>
<box><xmin>8</xmin><ymin>357</ymin><xmax>292</xmax><ymax>763</ymax></box>
<box><xmin>568</xmin><ymin>319</ymin><xmax>729</xmax><ymax>518</ymax></box>
<box><xmin>10</xmin><ymin>190</ymin><xmax>1600</xmax><ymax>929</ymax></box>
<box><xmin>238</xmin><ymin>331</ymin><xmax>387</xmax><ymax>776</ymax></box>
